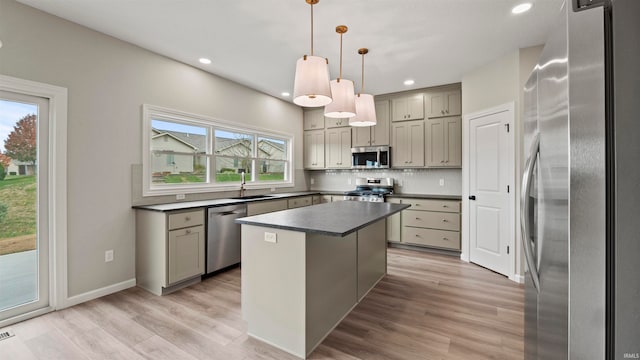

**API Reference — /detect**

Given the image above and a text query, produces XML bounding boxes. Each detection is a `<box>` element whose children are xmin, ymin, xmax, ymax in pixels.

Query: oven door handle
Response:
<box><xmin>376</xmin><ymin>149</ymin><xmax>381</xmax><ymax>168</ymax></box>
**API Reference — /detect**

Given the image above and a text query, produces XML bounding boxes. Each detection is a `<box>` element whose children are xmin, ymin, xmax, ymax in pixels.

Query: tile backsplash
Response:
<box><xmin>307</xmin><ymin>168</ymin><xmax>462</xmax><ymax>195</ymax></box>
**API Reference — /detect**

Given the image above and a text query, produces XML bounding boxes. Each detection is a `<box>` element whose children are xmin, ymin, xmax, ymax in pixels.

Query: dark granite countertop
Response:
<box><xmin>235</xmin><ymin>201</ymin><xmax>410</xmax><ymax>237</ymax></box>
<box><xmin>386</xmin><ymin>193</ymin><xmax>462</xmax><ymax>200</ymax></box>
<box><xmin>133</xmin><ymin>191</ymin><xmax>321</xmax><ymax>212</ymax></box>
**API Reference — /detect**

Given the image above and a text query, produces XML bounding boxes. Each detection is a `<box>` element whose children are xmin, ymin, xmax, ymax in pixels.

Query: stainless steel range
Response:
<box><xmin>343</xmin><ymin>177</ymin><xmax>394</xmax><ymax>202</ymax></box>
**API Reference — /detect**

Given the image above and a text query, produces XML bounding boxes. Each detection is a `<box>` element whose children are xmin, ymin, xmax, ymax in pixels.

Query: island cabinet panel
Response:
<box><xmin>305</xmin><ymin>232</ymin><xmax>358</xmax><ymax>353</ymax></box>
<box><xmin>247</xmin><ymin>199</ymin><xmax>288</xmax><ymax>216</ymax></box>
<box><xmin>241</xmin><ymin>225</ymin><xmax>308</xmax><ymax>357</ymax></box>
<box><xmin>357</xmin><ymin>220</ymin><xmax>387</xmax><ymax>301</ymax></box>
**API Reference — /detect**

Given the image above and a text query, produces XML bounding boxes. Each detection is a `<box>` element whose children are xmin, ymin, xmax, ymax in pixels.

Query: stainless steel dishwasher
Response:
<box><xmin>207</xmin><ymin>204</ymin><xmax>247</xmax><ymax>274</ymax></box>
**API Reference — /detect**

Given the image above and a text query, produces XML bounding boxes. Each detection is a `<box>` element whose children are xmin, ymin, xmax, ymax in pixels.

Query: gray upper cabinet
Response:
<box><xmin>427</xmin><ymin>90</ymin><xmax>461</xmax><ymax>118</ymax></box>
<box><xmin>351</xmin><ymin>100</ymin><xmax>390</xmax><ymax>147</ymax></box>
<box><xmin>304</xmin><ymin>129</ymin><xmax>325</xmax><ymax>169</ymax></box>
<box><xmin>303</xmin><ymin>109</ymin><xmax>325</xmax><ymax>130</ymax></box>
<box><xmin>325</xmin><ymin>127</ymin><xmax>352</xmax><ymax>168</ymax></box>
<box><xmin>391</xmin><ymin>120</ymin><xmax>424</xmax><ymax>167</ymax></box>
<box><xmin>425</xmin><ymin>116</ymin><xmax>462</xmax><ymax>167</ymax></box>
<box><xmin>392</xmin><ymin>95</ymin><xmax>424</xmax><ymax>122</ymax></box>
<box><xmin>325</xmin><ymin>117</ymin><xmax>350</xmax><ymax>128</ymax></box>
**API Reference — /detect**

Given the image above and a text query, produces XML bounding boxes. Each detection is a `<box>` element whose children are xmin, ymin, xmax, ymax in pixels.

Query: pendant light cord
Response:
<box><xmin>360</xmin><ymin>53</ymin><xmax>365</xmax><ymax>94</ymax></box>
<box><xmin>339</xmin><ymin>33</ymin><xmax>343</xmax><ymax>80</ymax></box>
<box><xmin>310</xmin><ymin>3</ymin><xmax>314</xmax><ymax>56</ymax></box>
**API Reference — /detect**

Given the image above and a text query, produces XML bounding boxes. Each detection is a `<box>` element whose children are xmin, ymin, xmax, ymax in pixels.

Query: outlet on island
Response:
<box><xmin>264</xmin><ymin>232</ymin><xmax>277</xmax><ymax>243</ymax></box>
<box><xmin>105</xmin><ymin>249</ymin><xmax>114</xmax><ymax>262</ymax></box>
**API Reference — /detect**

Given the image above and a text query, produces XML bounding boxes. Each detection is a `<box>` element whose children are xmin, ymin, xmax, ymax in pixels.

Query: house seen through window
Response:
<box><xmin>144</xmin><ymin>105</ymin><xmax>292</xmax><ymax>195</ymax></box>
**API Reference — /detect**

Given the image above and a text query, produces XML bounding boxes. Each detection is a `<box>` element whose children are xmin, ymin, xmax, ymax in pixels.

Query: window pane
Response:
<box><xmin>152</xmin><ymin>153</ymin><xmax>207</xmax><ymax>184</ymax></box>
<box><xmin>258</xmin><ymin>136</ymin><xmax>286</xmax><ymax>160</ymax></box>
<box><xmin>215</xmin><ymin>130</ymin><xmax>252</xmax><ymax>157</ymax></box>
<box><xmin>258</xmin><ymin>160</ymin><xmax>286</xmax><ymax>181</ymax></box>
<box><xmin>150</xmin><ymin>119</ymin><xmax>208</xmax><ymax>185</ymax></box>
<box><xmin>215</xmin><ymin>157</ymin><xmax>252</xmax><ymax>183</ymax></box>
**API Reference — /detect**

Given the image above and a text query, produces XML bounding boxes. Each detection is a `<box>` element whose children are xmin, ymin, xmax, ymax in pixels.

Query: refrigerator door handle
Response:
<box><xmin>521</xmin><ymin>132</ymin><xmax>541</xmax><ymax>292</ymax></box>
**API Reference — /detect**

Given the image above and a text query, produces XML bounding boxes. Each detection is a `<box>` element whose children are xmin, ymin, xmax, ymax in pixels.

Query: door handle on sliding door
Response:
<box><xmin>521</xmin><ymin>132</ymin><xmax>541</xmax><ymax>292</ymax></box>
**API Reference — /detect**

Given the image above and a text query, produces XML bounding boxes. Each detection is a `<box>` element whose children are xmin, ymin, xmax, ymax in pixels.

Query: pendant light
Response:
<box><xmin>349</xmin><ymin>48</ymin><xmax>377</xmax><ymax>127</ymax></box>
<box><xmin>293</xmin><ymin>0</ymin><xmax>332</xmax><ymax>107</ymax></box>
<box><xmin>324</xmin><ymin>25</ymin><xmax>356</xmax><ymax>118</ymax></box>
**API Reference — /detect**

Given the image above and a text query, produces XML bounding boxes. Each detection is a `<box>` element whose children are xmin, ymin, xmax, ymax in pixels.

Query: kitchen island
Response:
<box><xmin>236</xmin><ymin>201</ymin><xmax>409</xmax><ymax>359</ymax></box>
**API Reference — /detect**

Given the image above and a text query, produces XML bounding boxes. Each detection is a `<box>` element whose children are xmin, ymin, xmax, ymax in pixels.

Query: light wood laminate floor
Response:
<box><xmin>0</xmin><ymin>248</ymin><xmax>524</xmax><ymax>359</ymax></box>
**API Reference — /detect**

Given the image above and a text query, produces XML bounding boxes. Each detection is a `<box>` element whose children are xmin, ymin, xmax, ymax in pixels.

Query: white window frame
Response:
<box><xmin>142</xmin><ymin>104</ymin><xmax>294</xmax><ymax>197</ymax></box>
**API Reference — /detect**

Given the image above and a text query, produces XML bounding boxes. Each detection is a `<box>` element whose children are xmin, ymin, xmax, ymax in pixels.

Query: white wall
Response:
<box><xmin>461</xmin><ymin>46</ymin><xmax>543</xmax><ymax>280</ymax></box>
<box><xmin>0</xmin><ymin>0</ymin><xmax>303</xmax><ymax>298</ymax></box>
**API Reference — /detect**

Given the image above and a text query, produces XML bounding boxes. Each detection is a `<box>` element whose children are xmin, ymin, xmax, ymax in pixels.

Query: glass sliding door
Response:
<box><xmin>0</xmin><ymin>90</ymin><xmax>50</xmax><ymax>324</ymax></box>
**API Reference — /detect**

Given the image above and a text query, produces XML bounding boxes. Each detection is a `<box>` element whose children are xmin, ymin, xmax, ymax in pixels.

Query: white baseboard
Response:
<box><xmin>459</xmin><ymin>252</ymin><xmax>469</xmax><ymax>262</ymax></box>
<box><xmin>62</xmin><ymin>278</ymin><xmax>136</xmax><ymax>309</ymax></box>
<box><xmin>509</xmin><ymin>274</ymin><xmax>525</xmax><ymax>284</ymax></box>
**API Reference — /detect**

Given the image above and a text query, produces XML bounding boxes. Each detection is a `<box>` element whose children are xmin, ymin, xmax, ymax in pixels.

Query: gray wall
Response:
<box><xmin>0</xmin><ymin>0</ymin><xmax>303</xmax><ymax>297</ymax></box>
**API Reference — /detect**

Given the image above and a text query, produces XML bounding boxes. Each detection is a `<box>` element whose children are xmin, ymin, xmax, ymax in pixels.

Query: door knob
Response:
<box><xmin>469</xmin><ymin>195</ymin><xmax>476</xmax><ymax>200</ymax></box>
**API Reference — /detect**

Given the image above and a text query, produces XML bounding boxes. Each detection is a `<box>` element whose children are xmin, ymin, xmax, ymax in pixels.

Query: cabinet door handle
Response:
<box><xmin>446</xmin><ymin>110</ymin><xmax>449</xmax><ymax>114</ymax></box>
<box><xmin>441</xmin><ymin>110</ymin><xmax>445</xmax><ymax>114</ymax></box>
<box><xmin>440</xmin><ymin>160</ymin><xmax>445</xmax><ymax>163</ymax></box>
<box><xmin>185</xmin><ymin>229</ymin><xmax>192</xmax><ymax>234</ymax></box>
<box><xmin>415</xmin><ymin>204</ymin><xmax>420</xmax><ymax>207</ymax></box>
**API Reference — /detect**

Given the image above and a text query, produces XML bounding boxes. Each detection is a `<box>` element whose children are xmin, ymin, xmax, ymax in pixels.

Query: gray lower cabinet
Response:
<box><xmin>401</xmin><ymin>198</ymin><xmax>461</xmax><ymax>250</ymax></box>
<box><xmin>386</xmin><ymin>198</ymin><xmax>402</xmax><ymax>243</ymax></box>
<box><xmin>288</xmin><ymin>196</ymin><xmax>313</xmax><ymax>208</ymax></box>
<box><xmin>247</xmin><ymin>199</ymin><xmax>288</xmax><ymax>216</ymax></box>
<box><xmin>136</xmin><ymin>208</ymin><xmax>205</xmax><ymax>295</ymax></box>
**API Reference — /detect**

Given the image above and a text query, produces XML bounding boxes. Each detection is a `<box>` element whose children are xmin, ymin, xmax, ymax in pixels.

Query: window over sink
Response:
<box><xmin>142</xmin><ymin>105</ymin><xmax>293</xmax><ymax>196</ymax></box>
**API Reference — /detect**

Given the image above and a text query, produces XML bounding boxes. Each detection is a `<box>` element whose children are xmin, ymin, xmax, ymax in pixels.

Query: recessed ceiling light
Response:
<box><xmin>281</xmin><ymin>92</ymin><xmax>290</xmax><ymax>97</ymax></box>
<box><xmin>199</xmin><ymin>58</ymin><xmax>212</xmax><ymax>64</ymax></box>
<box><xmin>512</xmin><ymin>3</ymin><xmax>532</xmax><ymax>14</ymax></box>
<box><xmin>404</xmin><ymin>79</ymin><xmax>415</xmax><ymax>86</ymax></box>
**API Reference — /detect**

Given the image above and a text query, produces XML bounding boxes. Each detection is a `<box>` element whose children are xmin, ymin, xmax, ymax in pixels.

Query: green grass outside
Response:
<box><xmin>161</xmin><ymin>172</ymin><xmax>285</xmax><ymax>183</ymax></box>
<box><xmin>0</xmin><ymin>175</ymin><xmax>36</xmax><ymax>239</ymax></box>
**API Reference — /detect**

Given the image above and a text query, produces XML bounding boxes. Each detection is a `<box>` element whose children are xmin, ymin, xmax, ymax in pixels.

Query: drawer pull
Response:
<box><xmin>185</xmin><ymin>229</ymin><xmax>192</xmax><ymax>234</ymax></box>
<box><xmin>185</xmin><ymin>216</ymin><xmax>191</xmax><ymax>221</ymax></box>
<box><xmin>414</xmin><ymin>234</ymin><xmax>421</xmax><ymax>238</ymax></box>
<box><xmin>442</xmin><ymin>205</ymin><xmax>448</xmax><ymax>208</ymax></box>
<box><xmin>442</xmin><ymin>219</ymin><xmax>448</xmax><ymax>222</ymax></box>
<box><xmin>443</xmin><ymin>237</ymin><xmax>449</xmax><ymax>241</ymax></box>
<box><xmin>415</xmin><ymin>217</ymin><xmax>421</xmax><ymax>220</ymax></box>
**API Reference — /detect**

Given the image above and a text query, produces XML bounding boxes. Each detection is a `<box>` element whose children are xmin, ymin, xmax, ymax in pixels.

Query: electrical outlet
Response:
<box><xmin>105</xmin><ymin>250</ymin><xmax>114</xmax><ymax>262</ymax></box>
<box><xmin>264</xmin><ymin>232</ymin><xmax>277</xmax><ymax>243</ymax></box>
<box><xmin>176</xmin><ymin>194</ymin><xmax>186</xmax><ymax>200</ymax></box>
<box><xmin>310</xmin><ymin>178</ymin><xmax>315</xmax><ymax>185</ymax></box>
<box><xmin>439</xmin><ymin>178</ymin><xmax>445</xmax><ymax>186</ymax></box>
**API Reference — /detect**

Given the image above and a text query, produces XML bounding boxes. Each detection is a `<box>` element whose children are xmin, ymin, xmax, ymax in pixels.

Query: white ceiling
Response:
<box><xmin>17</xmin><ymin>0</ymin><xmax>563</xmax><ymax>101</ymax></box>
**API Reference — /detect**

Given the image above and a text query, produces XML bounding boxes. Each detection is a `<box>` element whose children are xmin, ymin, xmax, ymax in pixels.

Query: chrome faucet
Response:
<box><xmin>239</xmin><ymin>171</ymin><xmax>246</xmax><ymax>198</ymax></box>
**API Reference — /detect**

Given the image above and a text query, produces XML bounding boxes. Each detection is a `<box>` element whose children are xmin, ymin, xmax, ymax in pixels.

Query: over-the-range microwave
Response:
<box><xmin>351</xmin><ymin>146</ymin><xmax>390</xmax><ymax>169</ymax></box>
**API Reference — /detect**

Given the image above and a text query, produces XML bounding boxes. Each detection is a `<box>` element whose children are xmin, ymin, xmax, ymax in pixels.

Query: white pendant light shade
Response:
<box><xmin>349</xmin><ymin>93</ymin><xmax>377</xmax><ymax>126</ymax></box>
<box><xmin>324</xmin><ymin>79</ymin><xmax>356</xmax><ymax>118</ymax></box>
<box><xmin>293</xmin><ymin>55</ymin><xmax>332</xmax><ymax>107</ymax></box>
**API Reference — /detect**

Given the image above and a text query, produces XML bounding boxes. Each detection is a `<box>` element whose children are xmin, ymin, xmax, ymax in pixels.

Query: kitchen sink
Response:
<box><xmin>229</xmin><ymin>194</ymin><xmax>274</xmax><ymax>200</ymax></box>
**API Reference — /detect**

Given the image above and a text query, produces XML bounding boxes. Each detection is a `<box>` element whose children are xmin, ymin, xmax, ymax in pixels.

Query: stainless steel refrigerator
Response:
<box><xmin>521</xmin><ymin>0</ymin><xmax>640</xmax><ymax>358</ymax></box>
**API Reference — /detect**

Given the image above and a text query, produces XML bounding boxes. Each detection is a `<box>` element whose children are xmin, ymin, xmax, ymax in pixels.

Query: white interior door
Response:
<box><xmin>468</xmin><ymin>108</ymin><xmax>511</xmax><ymax>276</ymax></box>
